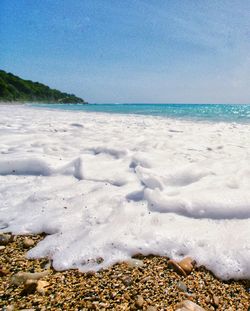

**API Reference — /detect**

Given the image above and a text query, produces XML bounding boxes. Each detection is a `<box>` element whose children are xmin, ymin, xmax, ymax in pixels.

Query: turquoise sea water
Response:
<box><xmin>33</xmin><ymin>103</ymin><xmax>250</xmax><ymax>123</ymax></box>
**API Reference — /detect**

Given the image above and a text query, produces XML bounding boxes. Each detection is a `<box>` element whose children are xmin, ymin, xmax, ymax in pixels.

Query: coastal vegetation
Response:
<box><xmin>0</xmin><ymin>70</ymin><xmax>86</xmax><ymax>103</ymax></box>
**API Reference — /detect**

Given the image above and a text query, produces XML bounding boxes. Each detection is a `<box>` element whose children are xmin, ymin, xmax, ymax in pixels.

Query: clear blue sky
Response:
<box><xmin>1</xmin><ymin>0</ymin><xmax>250</xmax><ymax>103</ymax></box>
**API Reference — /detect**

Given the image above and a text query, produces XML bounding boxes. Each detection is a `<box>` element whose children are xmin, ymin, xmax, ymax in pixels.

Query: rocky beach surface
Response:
<box><xmin>0</xmin><ymin>234</ymin><xmax>249</xmax><ymax>311</ymax></box>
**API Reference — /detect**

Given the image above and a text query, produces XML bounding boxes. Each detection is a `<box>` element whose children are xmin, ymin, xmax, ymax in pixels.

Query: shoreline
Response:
<box><xmin>0</xmin><ymin>102</ymin><xmax>26</xmax><ymax>105</ymax></box>
<box><xmin>1</xmin><ymin>234</ymin><xmax>249</xmax><ymax>310</ymax></box>
<box><xmin>0</xmin><ymin>102</ymin><xmax>88</xmax><ymax>105</ymax></box>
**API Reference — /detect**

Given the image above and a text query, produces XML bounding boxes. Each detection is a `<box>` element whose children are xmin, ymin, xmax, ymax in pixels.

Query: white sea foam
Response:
<box><xmin>0</xmin><ymin>105</ymin><xmax>250</xmax><ymax>280</ymax></box>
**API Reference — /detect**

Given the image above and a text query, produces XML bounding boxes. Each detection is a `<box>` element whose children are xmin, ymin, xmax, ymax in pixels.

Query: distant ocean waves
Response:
<box><xmin>33</xmin><ymin>103</ymin><xmax>250</xmax><ymax>123</ymax></box>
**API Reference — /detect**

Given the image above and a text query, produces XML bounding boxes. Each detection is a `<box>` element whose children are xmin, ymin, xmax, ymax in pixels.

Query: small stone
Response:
<box><xmin>0</xmin><ymin>266</ymin><xmax>9</xmax><ymax>276</ymax></box>
<box><xmin>22</xmin><ymin>279</ymin><xmax>38</xmax><ymax>295</ymax></box>
<box><xmin>135</xmin><ymin>295</ymin><xmax>144</xmax><ymax>308</ymax></box>
<box><xmin>11</xmin><ymin>270</ymin><xmax>49</xmax><ymax>286</ymax></box>
<box><xmin>6</xmin><ymin>305</ymin><xmax>14</xmax><ymax>311</ymax></box>
<box><xmin>125</xmin><ymin>258</ymin><xmax>144</xmax><ymax>268</ymax></box>
<box><xmin>178</xmin><ymin>257</ymin><xmax>195</xmax><ymax>274</ymax></box>
<box><xmin>124</xmin><ymin>293</ymin><xmax>130</xmax><ymax>300</ymax></box>
<box><xmin>23</xmin><ymin>237</ymin><xmax>35</xmax><ymax>248</ymax></box>
<box><xmin>168</xmin><ymin>257</ymin><xmax>195</xmax><ymax>277</ymax></box>
<box><xmin>99</xmin><ymin>302</ymin><xmax>108</xmax><ymax>308</ymax></box>
<box><xmin>0</xmin><ymin>245</ymin><xmax>6</xmax><ymax>251</ymax></box>
<box><xmin>168</xmin><ymin>259</ymin><xmax>187</xmax><ymax>276</ymax></box>
<box><xmin>141</xmin><ymin>275</ymin><xmax>151</xmax><ymax>283</ymax></box>
<box><xmin>122</xmin><ymin>276</ymin><xmax>133</xmax><ymax>286</ymax></box>
<box><xmin>147</xmin><ymin>307</ymin><xmax>157</xmax><ymax>311</ymax></box>
<box><xmin>175</xmin><ymin>300</ymin><xmax>205</xmax><ymax>311</ymax></box>
<box><xmin>37</xmin><ymin>280</ymin><xmax>50</xmax><ymax>295</ymax></box>
<box><xmin>205</xmin><ymin>296</ymin><xmax>210</xmax><ymax>303</ymax></box>
<box><xmin>212</xmin><ymin>295</ymin><xmax>219</xmax><ymax>307</ymax></box>
<box><xmin>0</xmin><ymin>233</ymin><xmax>12</xmax><ymax>246</ymax></box>
<box><xmin>177</xmin><ymin>281</ymin><xmax>188</xmax><ymax>292</ymax></box>
<box><xmin>97</xmin><ymin>257</ymin><xmax>104</xmax><ymax>264</ymax></box>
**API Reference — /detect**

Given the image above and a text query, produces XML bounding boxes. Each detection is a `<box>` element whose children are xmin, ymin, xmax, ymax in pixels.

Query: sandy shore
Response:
<box><xmin>0</xmin><ymin>102</ymin><xmax>25</xmax><ymax>105</ymax></box>
<box><xmin>0</xmin><ymin>234</ymin><xmax>249</xmax><ymax>311</ymax></box>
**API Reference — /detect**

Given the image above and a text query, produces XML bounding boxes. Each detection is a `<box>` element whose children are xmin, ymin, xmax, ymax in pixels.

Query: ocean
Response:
<box><xmin>33</xmin><ymin>103</ymin><xmax>250</xmax><ymax>123</ymax></box>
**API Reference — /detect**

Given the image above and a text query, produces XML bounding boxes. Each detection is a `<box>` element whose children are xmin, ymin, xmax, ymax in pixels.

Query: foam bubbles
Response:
<box><xmin>0</xmin><ymin>105</ymin><xmax>250</xmax><ymax>280</ymax></box>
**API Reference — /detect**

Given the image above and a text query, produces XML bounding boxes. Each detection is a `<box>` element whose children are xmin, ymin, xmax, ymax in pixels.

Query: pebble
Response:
<box><xmin>11</xmin><ymin>271</ymin><xmax>49</xmax><ymax>286</ymax></box>
<box><xmin>205</xmin><ymin>296</ymin><xmax>211</xmax><ymax>304</ymax></box>
<box><xmin>125</xmin><ymin>258</ymin><xmax>144</xmax><ymax>268</ymax></box>
<box><xmin>122</xmin><ymin>276</ymin><xmax>133</xmax><ymax>286</ymax></box>
<box><xmin>177</xmin><ymin>281</ymin><xmax>188</xmax><ymax>292</ymax></box>
<box><xmin>23</xmin><ymin>237</ymin><xmax>35</xmax><ymax>248</ymax></box>
<box><xmin>0</xmin><ymin>234</ymin><xmax>12</xmax><ymax>246</ymax></box>
<box><xmin>147</xmin><ymin>306</ymin><xmax>157</xmax><ymax>311</ymax></box>
<box><xmin>0</xmin><ymin>266</ymin><xmax>9</xmax><ymax>276</ymax></box>
<box><xmin>0</xmin><ymin>245</ymin><xmax>6</xmax><ymax>251</ymax></box>
<box><xmin>141</xmin><ymin>275</ymin><xmax>151</xmax><ymax>283</ymax></box>
<box><xmin>37</xmin><ymin>280</ymin><xmax>50</xmax><ymax>295</ymax></box>
<box><xmin>135</xmin><ymin>295</ymin><xmax>144</xmax><ymax>308</ymax></box>
<box><xmin>175</xmin><ymin>300</ymin><xmax>205</xmax><ymax>311</ymax></box>
<box><xmin>212</xmin><ymin>295</ymin><xmax>219</xmax><ymax>307</ymax></box>
<box><xmin>178</xmin><ymin>257</ymin><xmax>195</xmax><ymax>274</ymax></box>
<box><xmin>124</xmin><ymin>293</ymin><xmax>130</xmax><ymax>300</ymax></box>
<box><xmin>168</xmin><ymin>257</ymin><xmax>195</xmax><ymax>277</ymax></box>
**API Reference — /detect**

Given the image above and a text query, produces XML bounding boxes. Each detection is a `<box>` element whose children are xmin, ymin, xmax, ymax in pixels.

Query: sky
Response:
<box><xmin>1</xmin><ymin>0</ymin><xmax>250</xmax><ymax>103</ymax></box>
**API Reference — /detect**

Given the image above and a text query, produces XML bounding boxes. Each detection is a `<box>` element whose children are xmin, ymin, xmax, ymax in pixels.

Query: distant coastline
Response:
<box><xmin>0</xmin><ymin>69</ymin><xmax>87</xmax><ymax>104</ymax></box>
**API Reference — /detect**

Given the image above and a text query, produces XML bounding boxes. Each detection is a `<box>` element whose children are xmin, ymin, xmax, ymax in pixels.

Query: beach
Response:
<box><xmin>0</xmin><ymin>104</ymin><xmax>250</xmax><ymax>309</ymax></box>
<box><xmin>2</xmin><ymin>0</ymin><xmax>250</xmax><ymax>308</ymax></box>
<box><xmin>0</xmin><ymin>234</ymin><xmax>249</xmax><ymax>310</ymax></box>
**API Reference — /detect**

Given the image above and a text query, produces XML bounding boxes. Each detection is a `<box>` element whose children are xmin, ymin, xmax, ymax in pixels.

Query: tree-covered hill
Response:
<box><xmin>0</xmin><ymin>70</ymin><xmax>86</xmax><ymax>103</ymax></box>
